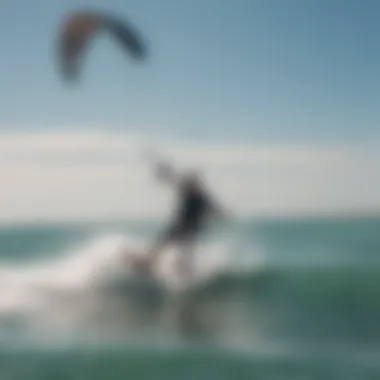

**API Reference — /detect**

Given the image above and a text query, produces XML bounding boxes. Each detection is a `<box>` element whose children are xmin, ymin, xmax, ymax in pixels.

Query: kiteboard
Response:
<box><xmin>121</xmin><ymin>247</ymin><xmax>189</xmax><ymax>294</ymax></box>
<box><xmin>118</xmin><ymin>242</ymin><xmax>266</xmax><ymax>296</ymax></box>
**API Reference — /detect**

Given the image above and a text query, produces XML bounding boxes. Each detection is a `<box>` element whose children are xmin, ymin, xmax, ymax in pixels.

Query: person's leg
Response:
<box><xmin>146</xmin><ymin>225</ymin><xmax>176</xmax><ymax>265</ymax></box>
<box><xmin>147</xmin><ymin>239</ymin><xmax>165</xmax><ymax>261</ymax></box>
<box><xmin>176</xmin><ymin>234</ymin><xmax>196</xmax><ymax>280</ymax></box>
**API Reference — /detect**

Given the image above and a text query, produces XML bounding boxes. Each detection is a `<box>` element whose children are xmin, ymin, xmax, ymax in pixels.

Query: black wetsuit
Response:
<box><xmin>164</xmin><ymin>186</ymin><xmax>214</xmax><ymax>242</ymax></box>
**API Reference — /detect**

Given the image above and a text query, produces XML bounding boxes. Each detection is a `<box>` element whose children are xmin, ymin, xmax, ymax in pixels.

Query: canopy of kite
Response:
<box><xmin>57</xmin><ymin>9</ymin><xmax>147</xmax><ymax>82</ymax></box>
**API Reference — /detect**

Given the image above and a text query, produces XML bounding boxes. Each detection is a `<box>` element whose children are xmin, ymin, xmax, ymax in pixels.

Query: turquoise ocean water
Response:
<box><xmin>0</xmin><ymin>216</ymin><xmax>379</xmax><ymax>379</ymax></box>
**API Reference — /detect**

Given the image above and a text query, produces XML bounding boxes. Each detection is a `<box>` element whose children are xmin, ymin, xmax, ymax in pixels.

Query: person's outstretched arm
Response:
<box><xmin>153</xmin><ymin>160</ymin><xmax>181</xmax><ymax>187</ymax></box>
<box><xmin>143</xmin><ymin>148</ymin><xmax>181</xmax><ymax>187</ymax></box>
<box><xmin>208</xmin><ymin>196</ymin><xmax>233</xmax><ymax>221</ymax></box>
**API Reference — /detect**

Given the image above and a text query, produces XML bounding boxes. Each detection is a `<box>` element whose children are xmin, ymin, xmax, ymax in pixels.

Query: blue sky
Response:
<box><xmin>0</xmin><ymin>0</ymin><xmax>379</xmax><ymax>143</ymax></box>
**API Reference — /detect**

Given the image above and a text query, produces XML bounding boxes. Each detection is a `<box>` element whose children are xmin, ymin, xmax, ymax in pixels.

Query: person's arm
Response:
<box><xmin>208</xmin><ymin>196</ymin><xmax>232</xmax><ymax>221</ymax></box>
<box><xmin>154</xmin><ymin>160</ymin><xmax>181</xmax><ymax>187</ymax></box>
<box><xmin>143</xmin><ymin>148</ymin><xmax>181</xmax><ymax>187</ymax></box>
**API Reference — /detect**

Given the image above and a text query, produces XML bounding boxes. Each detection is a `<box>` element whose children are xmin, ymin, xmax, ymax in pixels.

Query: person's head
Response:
<box><xmin>182</xmin><ymin>170</ymin><xmax>203</xmax><ymax>191</ymax></box>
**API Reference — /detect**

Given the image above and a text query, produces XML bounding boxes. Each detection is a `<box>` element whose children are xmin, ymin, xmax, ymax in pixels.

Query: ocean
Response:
<box><xmin>0</xmin><ymin>216</ymin><xmax>379</xmax><ymax>379</ymax></box>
